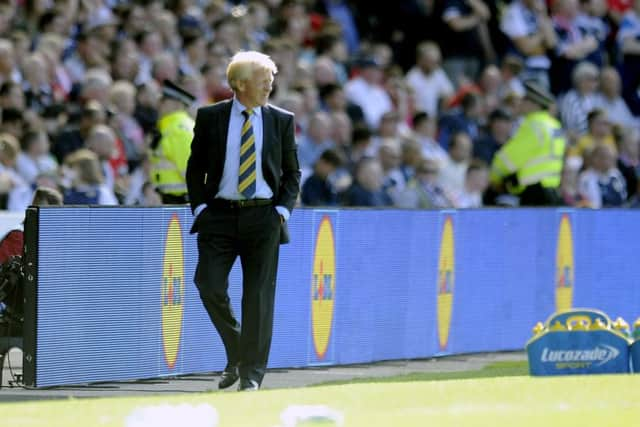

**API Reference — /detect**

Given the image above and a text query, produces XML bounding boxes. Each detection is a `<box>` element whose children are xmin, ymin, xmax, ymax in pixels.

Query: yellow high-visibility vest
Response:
<box><xmin>149</xmin><ymin>110</ymin><xmax>194</xmax><ymax>196</ymax></box>
<box><xmin>491</xmin><ymin>111</ymin><xmax>566</xmax><ymax>194</ymax></box>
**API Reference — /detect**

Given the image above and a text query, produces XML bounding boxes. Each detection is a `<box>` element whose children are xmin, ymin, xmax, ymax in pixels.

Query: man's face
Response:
<box><xmin>239</xmin><ymin>66</ymin><xmax>273</xmax><ymax>108</ymax></box>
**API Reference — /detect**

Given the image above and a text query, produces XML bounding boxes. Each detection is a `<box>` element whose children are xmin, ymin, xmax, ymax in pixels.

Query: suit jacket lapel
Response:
<box><xmin>261</xmin><ymin>104</ymin><xmax>273</xmax><ymax>166</ymax></box>
<box><xmin>218</xmin><ymin>100</ymin><xmax>233</xmax><ymax>166</ymax></box>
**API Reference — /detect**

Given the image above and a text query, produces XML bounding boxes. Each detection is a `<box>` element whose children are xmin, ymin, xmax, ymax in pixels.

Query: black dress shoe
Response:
<box><xmin>218</xmin><ymin>369</ymin><xmax>239</xmax><ymax>389</ymax></box>
<box><xmin>238</xmin><ymin>378</ymin><xmax>259</xmax><ymax>391</ymax></box>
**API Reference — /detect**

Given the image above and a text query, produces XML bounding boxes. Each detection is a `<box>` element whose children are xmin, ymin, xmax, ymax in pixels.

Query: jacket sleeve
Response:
<box><xmin>490</xmin><ymin>121</ymin><xmax>530</xmax><ymax>184</ymax></box>
<box><xmin>186</xmin><ymin>108</ymin><xmax>207</xmax><ymax>213</ymax></box>
<box><xmin>276</xmin><ymin>113</ymin><xmax>301</xmax><ymax>213</ymax></box>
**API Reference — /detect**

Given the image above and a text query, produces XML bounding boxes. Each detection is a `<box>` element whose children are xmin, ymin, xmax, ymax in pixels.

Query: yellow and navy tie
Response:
<box><xmin>238</xmin><ymin>109</ymin><xmax>256</xmax><ymax>198</ymax></box>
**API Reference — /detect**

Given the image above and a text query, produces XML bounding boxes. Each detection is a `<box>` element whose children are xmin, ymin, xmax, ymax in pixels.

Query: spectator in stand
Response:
<box><xmin>318</xmin><ymin>82</ymin><xmax>365</xmax><ymax>126</ymax></box>
<box><xmin>0</xmin><ymin>81</ymin><xmax>25</xmax><ymax>111</ymax></box>
<box><xmin>62</xmin><ymin>148</ymin><xmax>118</xmax><ymax>205</ymax></box>
<box><xmin>396</xmin><ymin>158</ymin><xmax>454</xmax><ymax>209</ymax></box>
<box><xmin>560</xmin><ymin>159</ymin><xmax>587</xmax><ymax>206</ymax></box>
<box><xmin>21</xmin><ymin>52</ymin><xmax>56</xmax><ymax>114</ymax></box>
<box><xmin>293</xmin><ymin>79</ymin><xmax>321</xmax><ymax>130</ymax></box>
<box><xmin>201</xmin><ymin>59</ymin><xmax>234</xmax><ymax>104</ymax></box>
<box><xmin>64</xmin><ymin>31</ymin><xmax>108</xmax><ymax>84</ymax></box>
<box><xmin>474</xmin><ymin>108</ymin><xmax>514</xmax><ymax>164</ymax></box>
<box><xmin>594</xmin><ymin>66</ymin><xmax>639</xmax><ymax>130</ymax></box>
<box><xmin>440</xmin><ymin>0</ymin><xmax>494</xmax><ymax>85</ymax></box>
<box><xmin>378</xmin><ymin>139</ymin><xmax>406</xmax><ymax>201</ymax></box>
<box><xmin>342</xmin><ymin>157</ymin><xmax>392</xmax><ymax>207</ymax></box>
<box><xmin>314</xmin><ymin>0</ymin><xmax>360</xmax><ymax>55</ymax></box>
<box><xmin>313</xmin><ymin>30</ymin><xmax>349</xmax><ymax>85</ymax></box>
<box><xmin>134</xmin><ymin>29</ymin><xmax>164</xmax><ymax>84</ymax></box>
<box><xmin>438</xmin><ymin>131</ymin><xmax>473</xmax><ymax>196</ymax></box>
<box><xmin>297</xmin><ymin>111</ymin><xmax>336</xmax><ymax>171</ymax></box>
<box><xmin>156</xmin><ymin>10</ymin><xmax>182</xmax><ymax>54</ymax></box>
<box><xmin>0</xmin><ymin>38</ymin><xmax>22</xmax><ymax>86</ymax></box>
<box><xmin>84</xmin><ymin>5</ymin><xmax>119</xmax><ymax>48</ymax></box>
<box><xmin>84</xmin><ymin>124</ymin><xmax>120</xmax><ymax>198</ymax></box>
<box><xmin>134</xmin><ymin>79</ymin><xmax>161</xmax><ymax>136</ymax></box>
<box><xmin>567</xmin><ymin>108</ymin><xmax>616</xmax><ymax>162</ymax></box>
<box><xmin>179</xmin><ymin>34</ymin><xmax>207</xmax><ymax>78</ymax></box>
<box><xmin>447</xmin><ymin>64</ymin><xmax>508</xmax><ymax>116</ymax></box>
<box><xmin>405</xmin><ymin>42</ymin><xmax>454</xmax><ymax>119</ymax></box>
<box><xmin>559</xmin><ymin>61</ymin><xmax>600</xmax><ymax>141</ymax></box>
<box><xmin>498</xmin><ymin>55</ymin><xmax>526</xmax><ymax>100</ymax></box>
<box><xmin>500</xmin><ymin>0</ymin><xmax>557</xmax><ymax>89</ymax></box>
<box><xmin>437</xmin><ymin>92</ymin><xmax>482</xmax><ymax>150</ymax></box>
<box><xmin>0</xmin><ymin>107</ymin><xmax>26</xmax><ymax>142</ymax></box>
<box><xmin>616</xmin><ymin>0</ymin><xmax>640</xmax><ymax>114</ymax></box>
<box><xmin>330</xmin><ymin>110</ymin><xmax>353</xmax><ymax>153</ymax></box>
<box><xmin>0</xmin><ymin>133</ymin><xmax>31</xmax><ymax>211</ymax></box>
<box><xmin>301</xmin><ymin>148</ymin><xmax>344</xmax><ymax>207</ymax></box>
<box><xmin>412</xmin><ymin>111</ymin><xmax>448</xmax><ymax>168</ymax></box>
<box><xmin>399</xmin><ymin>139</ymin><xmax>424</xmax><ymax>185</ymax></box>
<box><xmin>373</xmin><ymin>111</ymin><xmax>407</xmax><ymax>150</ymax></box>
<box><xmin>150</xmin><ymin>51</ymin><xmax>179</xmax><ymax>87</ymax></box>
<box><xmin>476</xmin><ymin>65</ymin><xmax>504</xmax><ymax>116</ymax></box>
<box><xmin>52</xmin><ymin>100</ymin><xmax>106</xmax><ymax>164</ymax></box>
<box><xmin>384</xmin><ymin>74</ymin><xmax>415</xmax><ymax>129</ymax></box>
<box><xmin>111</xmin><ymin>38</ymin><xmax>141</xmax><ymax>83</ymax></box>
<box><xmin>451</xmin><ymin>160</ymin><xmax>490</xmax><ymax>208</ymax></box>
<box><xmin>615</xmin><ymin>125</ymin><xmax>640</xmax><ymax>199</ymax></box>
<box><xmin>36</xmin><ymin>32</ymin><xmax>72</xmax><ymax>101</ymax></box>
<box><xmin>550</xmin><ymin>0</ymin><xmax>600</xmax><ymax>94</ymax></box>
<box><xmin>344</xmin><ymin>56</ymin><xmax>392</xmax><ymax>130</ymax></box>
<box><xmin>577</xmin><ymin>0</ymin><xmax>611</xmax><ymax>65</ymax></box>
<box><xmin>16</xmin><ymin>129</ymin><xmax>57</xmax><ymax>187</ymax></box>
<box><xmin>124</xmin><ymin>153</ymin><xmax>161</xmax><ymax>207</ymax></box>
<box><xmin>80</xmin><ymin>67</ymin><xmax>113</xmax><ymax>106</ymax></box>
<box><xmin>343</xmin><ymin>125</ymin><xmax>375</xmax><ymax>173</ymax></box>
<box><xmin>108</xmin><ymin>80</ymin><xmax>145</xmax><ymax>171</ymax></box>
<box><xmin>578</xmin><ymin>143</ymin><xmax>628</xmax><ymax>207</ymax></box>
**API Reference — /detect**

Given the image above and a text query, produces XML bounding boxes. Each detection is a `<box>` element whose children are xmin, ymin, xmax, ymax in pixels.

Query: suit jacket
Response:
<box><xmin>186</xmin><ymin>99</ymin><xmax>300</xmax><ymax>243</ymax></box>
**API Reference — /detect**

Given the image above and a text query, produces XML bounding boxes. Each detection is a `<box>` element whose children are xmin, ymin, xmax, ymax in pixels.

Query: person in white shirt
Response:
<box><xmin>451</xmin><ymin>160</ymin><xmax>490</xmax><ymax>208</ymax></box>
<box><xmin>412</xmin><ymin>111</ymin><xmax>448</xmax><ymax>168</ymax></box>
<box><xmin>344</xmin><ymin>57</ymin><xmax>392</xmax><ymax>129</ymax></box>
<box><xmin>405</xmin><ymin>42</ymin><xmax>454</xmax><ymax>118</ymax></box>
<box><xmin>438</xmin><ymin>131</ymin><xmax>473</xmax><ymax>195</ymax></box>
<box><xmin>594</xmin><ymin>66</ymin><xmax>639</xmax><ymax>130</ymax></box>
<box><xmin>15</xmin><ymin>129</ymin><xmax>58</xmax><ymax>186</ymax></box>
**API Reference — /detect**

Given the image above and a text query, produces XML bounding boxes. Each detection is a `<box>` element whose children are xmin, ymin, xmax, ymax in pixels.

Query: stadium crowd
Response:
<box><xmin>0</xmin><ymin>0</ymin><xmax>637</xmax><ymax>210</ymax></box>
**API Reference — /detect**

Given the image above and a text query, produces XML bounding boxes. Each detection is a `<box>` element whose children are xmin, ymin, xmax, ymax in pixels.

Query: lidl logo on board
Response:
<box><xmin>437</xmin><ymin>216</ymin><xmax>454</xmax><ymax>351</ymax></box>
<box><xmin>311</xmin><ymin>215</ymin><xmax>335</xmax><ymax>360</ymax></box>
<box><xmin>162</xmin><ymin>213</ymin><xmax>185</xmax><ymax>369</ymax></box>
<box><xmin>556</xmin><ymin>214</ymin><xmax>574</xmax><ymax>311</ymax></box>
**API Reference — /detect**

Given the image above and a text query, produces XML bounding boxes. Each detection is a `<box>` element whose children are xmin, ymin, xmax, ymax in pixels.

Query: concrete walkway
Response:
<box><xmin>0</xmin><ymin>350</ymin><xmax>526</xmax><ymax>402</ymax></box>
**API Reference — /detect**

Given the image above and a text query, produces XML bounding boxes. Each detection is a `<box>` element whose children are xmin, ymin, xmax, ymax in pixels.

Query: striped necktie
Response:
<box><xmin>238</xmin><ymin>109</ymin><xmax>256</xmax><ymax>198</ymax></box>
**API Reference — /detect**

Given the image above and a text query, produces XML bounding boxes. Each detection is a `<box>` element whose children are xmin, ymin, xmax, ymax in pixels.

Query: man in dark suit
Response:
<box><xmin>186</xmin><ymin>51</ymin><xmax>300</xmax><ymax>391</ymax></box>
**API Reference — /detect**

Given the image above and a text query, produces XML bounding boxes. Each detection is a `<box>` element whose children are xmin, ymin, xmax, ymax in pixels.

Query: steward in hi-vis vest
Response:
<box><xmin>491</xmin><ymin>81</ymin><xmax>566</xmax><ymax>206</ymax></box>
<box><xmin>149</xmin><ymin>80</ymin><xmax>196</xmax><ymax>204</ymax></box>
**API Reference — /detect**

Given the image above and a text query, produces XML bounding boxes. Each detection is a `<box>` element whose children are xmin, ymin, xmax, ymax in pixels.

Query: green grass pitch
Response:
<box><xmin>2</xmin><ymin>362</ymin><xmax>640</xmax><ymax>426</ymax></box>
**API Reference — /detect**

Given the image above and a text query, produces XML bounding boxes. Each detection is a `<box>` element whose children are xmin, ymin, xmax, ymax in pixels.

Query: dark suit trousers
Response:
<box><xmin>194</xmin><ymin>204</ymin><xmax>281</xmax><ymax>385</ymax></box>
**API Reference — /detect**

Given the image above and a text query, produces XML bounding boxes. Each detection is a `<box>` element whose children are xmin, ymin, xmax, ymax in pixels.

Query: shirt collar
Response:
<box><xmin>232</xmin><ymin>97</ymin><xmax>262</xmax><ymax>119</ymax></box>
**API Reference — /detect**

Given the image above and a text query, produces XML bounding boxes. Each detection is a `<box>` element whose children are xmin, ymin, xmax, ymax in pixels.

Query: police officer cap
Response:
<box><xmin>162</xmin><ymin>80</ymin><xmax>196</xmax><ymax>105</ymax></box>
<box><xmin>523</xmin><ymin>81</ymin><xmax>554</xmax><ymax>109</ymax></box>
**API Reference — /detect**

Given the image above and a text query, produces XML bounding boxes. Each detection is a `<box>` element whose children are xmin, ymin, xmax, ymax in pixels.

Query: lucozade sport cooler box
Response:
<box><xmin>526</xmin><ymin>309</ymin><xmax>631</xmax><ymax>376</ymax></box>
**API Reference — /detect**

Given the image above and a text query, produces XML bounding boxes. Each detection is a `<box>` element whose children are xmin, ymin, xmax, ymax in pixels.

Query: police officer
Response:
<box><xmin>490</xmin><ymin>81</ymin><xmax>566</xmax><ymax>206</ymax></box>
<box><xmin>149</xmin><ymin>80</ymin><xmax>196</xmax><ymax>204</ymax></box>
